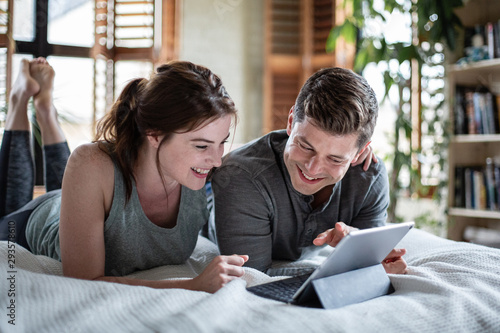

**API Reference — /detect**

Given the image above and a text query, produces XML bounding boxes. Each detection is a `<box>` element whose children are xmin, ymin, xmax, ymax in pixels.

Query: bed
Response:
<box><xmin>1</xmin><ymin>227</ymin><xmax>499</xmax><ymax>332</ymax></box>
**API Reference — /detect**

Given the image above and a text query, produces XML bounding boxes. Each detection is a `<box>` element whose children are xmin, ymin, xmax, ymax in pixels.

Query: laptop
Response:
<box><xmin>246</xmin><ymin>222</ymin><xmax>414</xmax><ymax>306</ymax></box>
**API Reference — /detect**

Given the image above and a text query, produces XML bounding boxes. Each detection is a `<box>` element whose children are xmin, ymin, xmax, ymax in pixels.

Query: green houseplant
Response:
<box><xmin>327</xmin><ymin>0</ymin><xmax>464</xmax><ymax>229</ymax></box>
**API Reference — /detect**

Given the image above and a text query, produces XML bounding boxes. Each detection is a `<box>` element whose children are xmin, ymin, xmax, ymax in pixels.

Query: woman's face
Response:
<box><xmin>156</xmin><ymin>115</ymin><xmax>233</xmax><ymax>191</ymax></box>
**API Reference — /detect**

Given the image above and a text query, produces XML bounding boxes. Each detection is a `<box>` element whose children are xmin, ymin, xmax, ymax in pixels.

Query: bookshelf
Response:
<box><xmin>447</xmin><ymin>0</ymin><xmax>500</xmax><ymax>242</ymax></box>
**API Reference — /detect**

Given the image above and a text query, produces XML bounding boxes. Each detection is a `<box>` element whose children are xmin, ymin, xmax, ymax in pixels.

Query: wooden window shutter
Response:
<box><xmin>93</xmin><ymin>0</ymin><xmax>180</xmax><ymax>64</ymax></box>
<box><xmin>263</xmin><ymin>0</ymin><xmax>354</xmax><ymax>133</ymax></box>
<box><xmin>0</xmin><ymin>0</ymin><xmax>14</xmax><ymax>99</ymax></box>
<box><xmin>91</xmin><ymin>0</ymin><xmax>180</xmax><ymax>132</ymax></box>
<box><xmin>93</xmin><ymin>0</ymin><xmax>156</xmax><ymax>61</ymax></box>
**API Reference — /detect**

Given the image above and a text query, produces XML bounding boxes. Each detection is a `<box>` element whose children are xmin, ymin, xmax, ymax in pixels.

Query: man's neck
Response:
<box><xmin>311</xmin><ymin>184</ymin><xmax>334</xmax><ymax>210</ymax></box>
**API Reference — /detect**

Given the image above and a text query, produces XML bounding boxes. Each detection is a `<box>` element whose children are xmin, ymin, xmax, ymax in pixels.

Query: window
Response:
<box><xmin>48</xmin><ymin>0</ymin><xmax>94</xmax><ymax>47</ymax></box>
<box><xmin>0</xmin><ymin>0</ymin><xmax>180</xmax><ymax>184</ymax></box>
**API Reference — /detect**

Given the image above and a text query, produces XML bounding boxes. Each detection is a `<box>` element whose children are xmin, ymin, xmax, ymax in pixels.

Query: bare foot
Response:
<box><xmin>29</xmin><ymin>57</ymin><xmax>66</xmax><ymax>145</ymax></box>
<box><xmin>5</xmin><ymin>59</ymin><xmax>40</xmax><ymax>130</ymax></box>
<box><xmin>12</xmin><ymin>59</ymin><xmax>40</xmax><ymax>101</ymax></box>
<box><xmin>30</xmin><ymin>57</ymin><xmax>56</xmax><ymax>118</ymax></box>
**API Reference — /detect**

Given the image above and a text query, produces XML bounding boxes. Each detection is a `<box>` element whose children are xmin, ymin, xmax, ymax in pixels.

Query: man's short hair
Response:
<box><xmin>293</xmin><ymin>67</ymin><xmax>378</xmax><ymax>150</ymax></box>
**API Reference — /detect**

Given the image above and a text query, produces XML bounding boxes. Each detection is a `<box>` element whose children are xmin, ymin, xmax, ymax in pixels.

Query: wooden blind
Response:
<box><xmin>264</xmin><ymin>0</ymin><xmax>344</xmax><ymax>133</ymax></box>
<box><xmin>272</xmin><ymin>73</ymin><xmax>301</xmax><ymax>130</ymax></box>
<box><xmin>0</xmin><ymin>0</ymin><xmax>13</xmax><ymax>99</ymax></box>
<box><xmin>93</xmin><ymin>0</ymin><xmax>155</xmax><ymax>61</ymax></box>
<box><xmin>312</xmin><ymin>0</ymin><xmax>334</xmax><ymax>54</ymax></box>
<box><xmin>0</xmin><ymin>0</ymin><xmax>10</xmax><ymax>43</ymax></box>
<box><xmin>91</xmin><ymin>0</ymin><xmax>180</xmax><ymax>133</ymax></box>
<box><xmin>94</xmin><ymin>0</ymin><xmax>112</xmax><ymax>58</ymax></box>
<box><xmin>114</xmin><ymin>0</ymin><xmax>155</xmax><ymax>60</ymax></box>
<box><xmin>272</xmin><ymin>0</ymin><xmax>300</xmax><ymax>55</ymax></box>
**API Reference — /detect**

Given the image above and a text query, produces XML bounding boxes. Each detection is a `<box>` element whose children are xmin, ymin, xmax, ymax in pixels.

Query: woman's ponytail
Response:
<box><xmin>95</xmin><ymin>78</ymin><xmax>145</xmax><ymax>201</ymax></box>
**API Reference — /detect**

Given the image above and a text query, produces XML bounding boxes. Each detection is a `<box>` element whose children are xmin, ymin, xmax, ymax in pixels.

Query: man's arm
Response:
<box><xmin>211</xmin><ymin>165</ymin><xmax>274</xmax><ymax>272</ymax></box>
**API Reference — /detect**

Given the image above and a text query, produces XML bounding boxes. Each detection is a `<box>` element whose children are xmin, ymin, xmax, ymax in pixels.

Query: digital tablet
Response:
<box><xmin>246</xmin><ymin>222</ymin><xmax>414</xmax><ymax>305</ymax></box>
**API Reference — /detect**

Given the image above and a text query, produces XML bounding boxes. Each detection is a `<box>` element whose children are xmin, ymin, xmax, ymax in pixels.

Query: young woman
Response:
<box><xmin>0</xmin><ymin>58</ymin><xmax>247</xmax><ymax>292</ymax></box>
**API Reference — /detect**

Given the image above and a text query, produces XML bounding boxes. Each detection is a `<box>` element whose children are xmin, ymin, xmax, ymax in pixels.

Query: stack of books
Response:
<box><xmin>454</xmin><ymin>86</ymin><xmax>500</xmax><ymax>135</ymax></box>
<box><xmin>454</xmin><ymin>158</ymin><xmax>500</xmax><ymax>211</ymax></box>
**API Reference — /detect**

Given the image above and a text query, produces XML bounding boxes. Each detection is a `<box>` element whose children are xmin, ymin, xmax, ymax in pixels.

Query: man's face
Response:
<box><xmin>283</xmin><ymin>111</ymin><xmax>367</xmax><ymax>196</ymax></box>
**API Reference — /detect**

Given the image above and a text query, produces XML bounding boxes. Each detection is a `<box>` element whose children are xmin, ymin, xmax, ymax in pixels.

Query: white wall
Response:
<box><xmin>180</xmin><ymin>0</ymin><xmax>264</xmax><ymax>143</ymax></box>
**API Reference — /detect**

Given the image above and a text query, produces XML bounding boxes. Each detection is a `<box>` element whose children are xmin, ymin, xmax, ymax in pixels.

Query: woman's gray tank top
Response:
<box><xmin>26</xmin><ymin>162</ymin><xmax>209</xmax><ymax>276</ymax></box>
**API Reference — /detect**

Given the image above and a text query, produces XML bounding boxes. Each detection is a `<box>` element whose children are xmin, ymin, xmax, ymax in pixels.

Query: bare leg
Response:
<box><xmin>4</xmin><ymin>59</ymin><xmax>40</xmax><ymax>130</ymax></box>
<box><xmin>30</xmin><ymin>57</ymin><xmax>66</xmax><ymax>145</ymax></box>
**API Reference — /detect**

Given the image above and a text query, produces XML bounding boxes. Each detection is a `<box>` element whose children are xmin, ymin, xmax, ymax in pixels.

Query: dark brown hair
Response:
<box><xmin>95</xmin><ymin>61</ymin><xmax>237</xmax><ymax>201</ymax></box>
<box><xmin>293</xmin><ymin>67</ymin><xmax>378</xmax><ymax>150</ymax></box>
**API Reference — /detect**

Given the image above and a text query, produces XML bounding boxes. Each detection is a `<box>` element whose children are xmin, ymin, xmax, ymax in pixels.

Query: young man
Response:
<box><xmin>211</xmin><ymin>67</ymin><xmax>407</xmax><ymax>274</ymax></box>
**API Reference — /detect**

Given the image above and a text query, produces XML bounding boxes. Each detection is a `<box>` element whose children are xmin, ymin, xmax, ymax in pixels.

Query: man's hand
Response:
<box><xmin>382</xmin><ymin>248</ymin><xmax>407</xmax><ymax>274</ymax></box>
<box><xmin>313</xmin><ymin>222</ymin><xmax>358</xmax><ymax>247</ymax></box>
<box><xmin>351</xmin><ymin>144</ymin><xmax>377</xmax><ymax>171</ymax></box>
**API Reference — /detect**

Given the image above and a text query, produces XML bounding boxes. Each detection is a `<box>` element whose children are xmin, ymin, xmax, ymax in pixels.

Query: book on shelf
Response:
<box><xmin>497</xmin><ymin>95</ymin><xmax>500</xmax><ymax>132</ymax></box>
<box><xmin>454</xmin><ymin>159</ymin><xmax>500</xmax><ymax>211</ymax></box>
<box><xmin>454</xmin><ymin>86</ymin><xmax>500</xmax><ymax>135</ymax></box>
<box><xmin>454</xmin><ymin>166</ymin><xmax>466</xmax><ymax>208</ymax></box>
<box><xmin>485</xmin><ymin>158</ymin><xmax>497</xmax><ymax>210</ymax></box>
<box><xmin>454</xmin><ymin>87</ymin><xmax>467</xmax><ymax>135</ymax></box>
<box><xmin>495</xmin><ymin>164</ymin><xmax>500</xmax><ymax>209</ymax></box>
<box><xmin>473</xmin><ymin>169</ymin><xmax>486</xmax><ymax>210</ymax></box>
<box><xmin>495</xmin><ymin>20</ymin><xmax>500</xmax><ymax>59</ymax></box>
<box><xmin>463</xmin><ymin>167</ymin><xmax>473</xmax><ymax>209</ymax></box>
<box><xmin>487</xmin><ymin>22</ymin><xmax>495</xmax><ymax>60</ymax></box>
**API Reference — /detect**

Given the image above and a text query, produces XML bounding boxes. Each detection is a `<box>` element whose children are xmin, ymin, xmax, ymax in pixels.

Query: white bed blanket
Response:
<box><xmin>1</xmin><ymin>228</ymin><xmax>500</xmax><ymax>333</ymax></box>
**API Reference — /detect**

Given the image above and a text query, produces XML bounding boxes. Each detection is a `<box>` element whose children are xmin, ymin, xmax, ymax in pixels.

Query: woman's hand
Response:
<box><xmin>313</xmin><ymin>222</ymin><xmax>358</xmax><ymax>247</ymax></box>
<box><xmin>351</xmin><ymin>144</ymin><xmax>377</xmax><ymax>171</ymax></box>
<box><xmin>190</xmin><ymin>254</ymin><xmax>249</xmax><ymax>293</ymax></box>
<box><xmin>382</xmin><ymin>248</ymin><xmax>408</xmax><ymax>274</ymax></box>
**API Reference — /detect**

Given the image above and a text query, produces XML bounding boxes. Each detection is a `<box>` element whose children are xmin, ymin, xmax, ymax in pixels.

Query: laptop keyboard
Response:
<box><xmin>247</xmin><ymin>273</ymin><xmax>312</xmax><ymax>303</ymax></box>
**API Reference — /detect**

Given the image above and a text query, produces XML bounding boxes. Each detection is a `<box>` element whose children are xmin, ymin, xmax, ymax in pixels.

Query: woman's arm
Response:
<box><xmin>350</xmin><ymin>144</ymin><xmax>378</xmax><ymax>171</ymax></box>
<box><xmin>59</xmin><ymin>143</ymin><xmax>110</xmax><ymax>281</ymax></box>
<box><xmin>97</xmin><ymin>254</ymin><xmax>248</xmax><ymax>292</ymax></box>
<box><xmin>59</xmin><ymin>143</ymin><xmax>246</xmax><ymax>292</ymax></box>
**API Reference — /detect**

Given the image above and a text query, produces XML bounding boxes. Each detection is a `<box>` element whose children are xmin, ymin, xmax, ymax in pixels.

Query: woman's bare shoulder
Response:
<box><xmin>66</xmin><ymin>143</ymin><xmax>114</xmax><ymax>179</ymax></box>
<box><xmin>70</xmin><ymin>143</ymin><xmax>113</xmax><ymax>166</ymax></box>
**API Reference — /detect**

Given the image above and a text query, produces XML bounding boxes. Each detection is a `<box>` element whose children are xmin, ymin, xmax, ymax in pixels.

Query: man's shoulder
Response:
<box><xmin>215</xmin><ymin>130</ymin><xmax>288</xmax><ymax>176</ymax></box>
